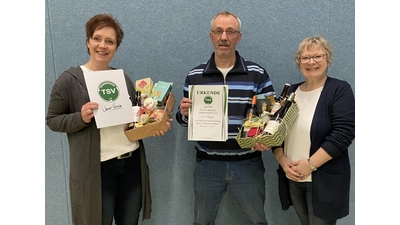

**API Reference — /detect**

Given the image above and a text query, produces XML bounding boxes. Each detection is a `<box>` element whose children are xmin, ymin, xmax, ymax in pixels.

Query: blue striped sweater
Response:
<box><xmin>176</xmin><ymin>51</ymin><xmax>275</xmax><ymax>156</ymax></box>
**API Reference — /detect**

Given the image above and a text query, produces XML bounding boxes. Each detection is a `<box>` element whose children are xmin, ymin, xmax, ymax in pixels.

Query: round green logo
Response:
<box><xmin>204</xmin><ymin>96</ymin><xmax>213</xmax><ymax>104</ymax></box>
<box><xmin>98</xmin><ymin>81</ymin><xmax>119</xmax><ymax>102</ymax></box>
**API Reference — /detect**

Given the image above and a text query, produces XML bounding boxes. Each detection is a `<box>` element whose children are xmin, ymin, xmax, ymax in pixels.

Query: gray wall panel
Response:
<box><xmin>45</xmin><ymin>2</ymin><xmax>71</xmax><ymax>224</ymax></box>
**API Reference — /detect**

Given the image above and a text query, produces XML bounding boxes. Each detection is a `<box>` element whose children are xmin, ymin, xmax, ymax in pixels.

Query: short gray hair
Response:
<box><xmin>294</xmin><ymin>35</ymin><xmax>333</xmax><ymax>69</ymax></box>
<box><xmin>210</xmin><ymin>11</ymin><xmax>241</xmax><ymax>31</ymax></box>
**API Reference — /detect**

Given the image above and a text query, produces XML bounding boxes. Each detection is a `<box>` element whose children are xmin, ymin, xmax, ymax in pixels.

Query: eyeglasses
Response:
<box><xmin>299</xmin><ymin>54</ymin><xmax>326</xmax><ymax>64</ymax></box>
<box><xmin>211</xmin><ymin>29</ymin><xmax>240</xmax><ymax>37</ymax></box>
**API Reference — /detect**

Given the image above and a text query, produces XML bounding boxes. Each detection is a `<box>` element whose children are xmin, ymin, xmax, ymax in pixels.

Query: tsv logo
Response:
<box><xmin>204</xmin><ymin>96</ymin><xmax>213</xmax><ymax>104</ymax></box>
<box><xmin>98</xmin><ymin>81</ymin><xmax>119</xmax><ymax>102</ymax></box>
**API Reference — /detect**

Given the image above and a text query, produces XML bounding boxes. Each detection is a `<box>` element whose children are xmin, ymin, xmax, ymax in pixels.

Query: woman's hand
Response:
<box><xmin>81</xmin><ymin>102</ymin><xmax>99</xmax><ymax>124</ymax></box>
<box><xmin>153</xmin><ymin>119</ymin><xmax>173</xmax><ymax>137</ymax></box>
<box><xmin>291</xmin><ymin>158</ymin><xmax>313</xmax><ymax>181</ymax></box>
<box><xmin>279</xmin><ymin>156</ymin><xmax>303</xmax><ymax>181</ymax></box>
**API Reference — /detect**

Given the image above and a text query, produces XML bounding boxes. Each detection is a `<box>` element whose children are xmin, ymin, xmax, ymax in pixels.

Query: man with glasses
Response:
<box><xmin>176</xmin><ymin>11</ymin><xmax>274</xmax><ymax>225</ymax></box>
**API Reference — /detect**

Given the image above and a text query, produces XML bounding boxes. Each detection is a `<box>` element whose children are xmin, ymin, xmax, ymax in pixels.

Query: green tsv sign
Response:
<box><xmin>98</xmin><ymin>81</ymin><xmax>119</xmax><ymax>102</ymax></box>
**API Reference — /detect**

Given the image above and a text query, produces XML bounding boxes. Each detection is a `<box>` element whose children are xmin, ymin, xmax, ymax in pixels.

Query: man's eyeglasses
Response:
<box><xmin>211</xmin><ymin>29</ymin><xmax>240</xmax><ymax>37</ymax></box>
<box><xmin>299</xmin><ymin>54</ymin><xmax>326</xmax><ymax>64</ymax></box>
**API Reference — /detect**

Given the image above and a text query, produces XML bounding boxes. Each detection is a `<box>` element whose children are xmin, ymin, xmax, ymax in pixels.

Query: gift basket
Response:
<box><xmin>124</xmin><ymin>78</ymin><xmax>175</xmax><ymax>142</ymax></box>
<box><xmin>235</xmin><ymin>86</ymin><xmax>299</xmax><ymax>148</ymax></box>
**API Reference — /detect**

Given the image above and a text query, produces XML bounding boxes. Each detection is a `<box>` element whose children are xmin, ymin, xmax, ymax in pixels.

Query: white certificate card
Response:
<box><xmin>188</xmin><ymin>85</ymin><xmax>228</xmax><ymax>141</ymax></box>
<box><xmin>83</xmin><ymin>69</ymin><xmax>133</xmax><ymax>128</ymax></box>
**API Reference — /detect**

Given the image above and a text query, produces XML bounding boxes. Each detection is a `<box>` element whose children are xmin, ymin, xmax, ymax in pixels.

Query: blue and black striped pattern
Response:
<box><xmin>176</xmin><ymin>51</ymin><xmax>275</xmax><ymax>155</ymax></box>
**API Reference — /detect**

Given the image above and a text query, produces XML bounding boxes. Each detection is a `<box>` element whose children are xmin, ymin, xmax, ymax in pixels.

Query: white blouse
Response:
<box><xmin>285</xmin><ymin>86</ymin><xmax>323</xmax><ymax>181</ymax></box>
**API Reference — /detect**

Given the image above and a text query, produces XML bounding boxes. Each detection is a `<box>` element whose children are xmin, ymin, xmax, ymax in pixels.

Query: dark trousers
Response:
<box><xmin>288</xmin><ymin>180</ymin><xmax>337</xmax><ymax>225</ymax></box>
<box><xmin>101</xmin><ymin>149</ymin><xmax>142</xmax><ymax>225</ymax></box>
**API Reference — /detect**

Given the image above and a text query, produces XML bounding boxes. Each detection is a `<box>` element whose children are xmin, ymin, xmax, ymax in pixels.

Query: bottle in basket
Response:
<box><xmin>245</xmin><ymin>95</ymin><xmax>258</xmax><ymax>119</ymax></box>
<box><xmin>128</xmin><ymin>91</ymin><xmax>142</xmax><ymax>130</ymax></box>
<box><xmin>262</xmin><ymin>92</ymin><xmax>295</xmax><ymax>135</ymax></box>
<box><xmin>277</xmin><ymin>83</ymin><xmax>290</xmax><ymax>105</ymax></box>
<box><xmin>270</xmin><ymin>83</ymin><xmax>290</xmax><ymax>114</ymax></box>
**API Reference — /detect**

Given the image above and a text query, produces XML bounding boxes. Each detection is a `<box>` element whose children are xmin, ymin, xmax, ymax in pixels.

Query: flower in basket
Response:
<box><xmin>135</xmin><ymin>97</ymin><xmax>164</xmax><ymax>127</ymax></box>
<box><xmin>151</xmin><ymin>109</ymin><xmax>164</xmax><ymax>121</ymax></box>
<box><xmin>143</xmin><ymin>97</ymin><xmax>158</xmax><ymax>113</ymax></box>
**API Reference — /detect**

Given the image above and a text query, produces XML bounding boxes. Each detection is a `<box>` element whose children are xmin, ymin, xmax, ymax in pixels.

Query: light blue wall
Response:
<box><xmin>45</xmin><ymin>1</ymin><xmax>355</xmax><ymax>224</ymax></box>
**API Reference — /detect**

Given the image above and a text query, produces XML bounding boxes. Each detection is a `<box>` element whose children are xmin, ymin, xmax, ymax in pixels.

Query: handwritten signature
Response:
<box><xmin>102</xmin><ymin>103</ymin><xmax>123</xmax><ymax>112</ymax></box>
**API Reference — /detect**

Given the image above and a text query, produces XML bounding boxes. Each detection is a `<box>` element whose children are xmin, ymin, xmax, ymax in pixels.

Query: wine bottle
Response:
<box><xmin>245</xmin><ymin>95</ymin><xmax>258</xmax><ymax>119</ymax></box>
<box><xmin>262</xmin><ymin>92</ymin><xmax>295</xmax><ymax>135</ymax></box>
<box><xmin>134</xmin><ymin>90</ymin><xmax>142</xmax><ymax>107</ymax></box>
<box><xmin>266</xmin><ymin>94</ymin><xmax>276</xmax><ymax>112</ymax></box>
<box><xmin>130</xmin><ymin>91</ymin><xmax>142</xmax><ymax>129</ymax></box>
<box><xmin>277</xmin><ymin>83</ymin><xmax>290</xmax><ymax>105</ymax></box>
<box><xmin>273</xmin><ymin>92</ymin><xmax>295</xmax><ymax>118</ymax></box>
<box><xmin>270</xmin><ymin>102</ymin><xmax>281</xmax><ymax>115</ymax></box>
<box><xmin>259</xmin><ymin>101</ymin><xmax>271</xmax><ymax>124</ymax></box>
<box><xmin>260</xmin><ymin>102</ymin><xmax>268</xmax><ymax>116</ymax></box>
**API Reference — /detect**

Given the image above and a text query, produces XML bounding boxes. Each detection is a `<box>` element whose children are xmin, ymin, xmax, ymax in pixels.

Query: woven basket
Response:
<box><xmin>236</xmin><ymin>102</ymin><xmax>299</xmax><ymax>148</ymax></box>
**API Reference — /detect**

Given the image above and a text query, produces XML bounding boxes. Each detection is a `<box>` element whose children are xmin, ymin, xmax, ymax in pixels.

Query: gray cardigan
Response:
<box><xmin>46</xmin><ymin>66</ymin><xmax>151</xmax><ymax>224</ymax></box>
